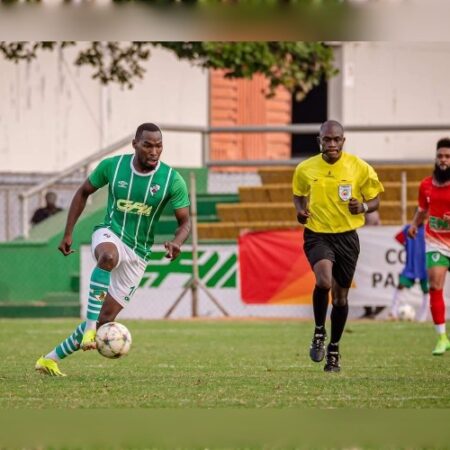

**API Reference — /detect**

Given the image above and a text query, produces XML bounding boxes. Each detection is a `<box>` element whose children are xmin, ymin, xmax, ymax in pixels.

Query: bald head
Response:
<box><xmin>319</xmin><ymin>120</ymin><xmax>344</xmax><ymax>136</ymax></box>
<box><xmin>317</xmin><ymin>120</ymin><xmax>345</xmax><ymax>163</ymax></box>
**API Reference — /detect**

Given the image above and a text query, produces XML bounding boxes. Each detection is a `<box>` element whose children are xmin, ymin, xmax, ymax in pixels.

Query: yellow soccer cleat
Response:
<box><xmin>35</xmin><ymin>356</ymin><xmax>66</xmax><ymax>377</ymax></box>
<box><xmin>80</xmin><ymin>329</ymin><xmax>97</xmax><ymax>351</ymax></box>
<box><xmin>432</xmin><ymin>335</ymin><xmax>450</xmax><ymax>356</ymax></box>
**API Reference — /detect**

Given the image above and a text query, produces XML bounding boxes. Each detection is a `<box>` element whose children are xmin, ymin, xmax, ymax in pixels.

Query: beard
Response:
<box><xmin>433</xmin><ymin>163</ymin><xmax>450</xmax><ymax>184</ymax></box>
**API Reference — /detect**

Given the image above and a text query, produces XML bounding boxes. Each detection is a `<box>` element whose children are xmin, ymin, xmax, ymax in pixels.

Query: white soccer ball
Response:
<box><xmin>397</xmin><ymin>304</ymin><xmax>416</xmax><ymax>322</ymax></box>
<box><xmin>95</xmin><ymin>322</ymin><xmax>132</xmax><ymax>359</ymax></box>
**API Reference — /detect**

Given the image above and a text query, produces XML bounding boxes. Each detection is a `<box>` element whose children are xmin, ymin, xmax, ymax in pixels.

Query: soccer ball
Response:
<box><xmin>397</xmin><ymin>304</ymin><xmax>416</xmax><ymax>322</ymax></box>
<box><xmin>95</xmin><ymin>322</ymin><xmax>132</xmax><ymax>359</ymax></box>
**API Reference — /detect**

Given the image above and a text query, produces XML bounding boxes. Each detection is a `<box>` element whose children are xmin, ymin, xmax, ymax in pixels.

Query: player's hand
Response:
<box><xmin>58</xmin><ymin>235</ymin><xmax>75</xmax><ymax>256</ymax></box>
<box><xmin>296</xmin><ymin>209</ymin><xmax>310</xmax><ymax>224</ymax></box>
<box><xmin>348</xmin><ymin>198</ymin><xmax>363</xmax><ymax>215</ymax></box>
<box><xmin>407</xmin><ymin>225</ymin><xmax>417</xmax><ymax>239</ymax></box>
<box><xmin>164</xmin><ymin>241</ymin><xmax>181</xmax><ymax>261</ymax></box>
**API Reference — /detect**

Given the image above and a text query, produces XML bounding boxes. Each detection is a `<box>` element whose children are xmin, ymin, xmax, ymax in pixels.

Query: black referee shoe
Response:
<box><xmin>309</xmin><ymin>328</ymin><xmax>327</xmax><ymax>362</ymax></box>
<box><xmin>324</xmin><ymin>345</ymin><xmax>341</xmax><ymax>373</ymax></box>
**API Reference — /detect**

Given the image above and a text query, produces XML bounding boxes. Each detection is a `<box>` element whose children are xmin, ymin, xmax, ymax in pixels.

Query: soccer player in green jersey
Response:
<box><xmin>35</xmin><ymin>123</ymin><xmax>191</xmax><ymax>376</ymax></box>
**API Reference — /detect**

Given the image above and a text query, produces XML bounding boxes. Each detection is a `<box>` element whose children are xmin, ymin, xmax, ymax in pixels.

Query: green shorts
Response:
<box><xmin>398</xmin><ymin>275</ymin><xmax>429</xmax><ymax>293</ymax></box>
<box><xmin>426</xmin><ymin>251</ymin><xmax>450</xmax><ymax>270</ymax></box>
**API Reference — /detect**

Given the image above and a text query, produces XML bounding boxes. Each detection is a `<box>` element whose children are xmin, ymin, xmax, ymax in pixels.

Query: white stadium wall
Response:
<box><xmin>0</xmin><ymin>46</ymin><xmax>208</xmax><ymax>173</ymax></box>
<box><xmin>329</xmin><ymin>42</ymin><xmax>450</xmax><ymax>161</ymax></box>
<box><xmin>2</xmin><ymin>42</ymin><xmax>450</xmax><ymax>173</ymax></box>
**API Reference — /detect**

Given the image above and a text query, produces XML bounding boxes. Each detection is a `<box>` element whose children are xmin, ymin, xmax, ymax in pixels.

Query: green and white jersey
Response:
<box><xmin>89</xmin><ymin>154</ymin><xmax>190</xmax><ymax>261</ymax></box>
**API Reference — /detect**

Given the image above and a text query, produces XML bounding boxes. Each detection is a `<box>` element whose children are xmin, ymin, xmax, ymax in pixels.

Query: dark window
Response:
<box><xmin>291</xmin><ymin>78</ymin><xmax>328</xmax><ymax>158</ymax></box>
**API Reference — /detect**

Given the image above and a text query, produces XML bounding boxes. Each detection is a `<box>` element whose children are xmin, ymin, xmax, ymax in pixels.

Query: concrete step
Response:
<box><xmin>217</xmin><ymin>200</ymin><xmax>416</xmax><ymax>222</ymax></box>
<box><xmin>198</xmin><ymin>221</ymin><xmax>301</xmax><ymax>240</ymax></box>
<box><xmin>258</xmin><ymin>167</ymin><xmax>294</xmax><ymax>185</ymax></box>
<box><xmin>240</xmin><ymin>182</ymin><xmax>422</xmax><ymax>203</ymax></box>
<box><xmin>217</xmin><ymin>202</ymin><xmax>296</xmax><ymax>222</ymax></box>
<box><xmin>374</xmin><ymin>165</ymin><xmax>433</xmax><ymax>182</ymax></box>
<box><xmin>380</xmin><ymin>181</ymin><xmax>420</xmax><ymax>202</ymax></box>
<box><xmin>257</xmin><ymin>165</ymin><xmax>433</xmax><ymax>185</ymax></box>
<box><xmin>379</xmin><ymin>200</ymin><xmax>418</xmax><ymax>222</ymax></box>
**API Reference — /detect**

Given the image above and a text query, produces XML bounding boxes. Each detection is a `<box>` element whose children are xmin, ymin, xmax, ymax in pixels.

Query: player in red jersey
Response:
<box><xmin>409</xmin><ymin>138</ymin><xmax>450</xmax><ymax>355</ymax></box>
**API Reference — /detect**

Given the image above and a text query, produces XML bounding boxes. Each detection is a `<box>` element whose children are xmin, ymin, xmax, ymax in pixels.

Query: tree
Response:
<box><xmin>0</xmin><ymin>41</ymin><xmax>337</xmax><ymax>99</ymax></box>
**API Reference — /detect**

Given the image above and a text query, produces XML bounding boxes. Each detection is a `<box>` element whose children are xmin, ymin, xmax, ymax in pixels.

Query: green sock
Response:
<box><xmin>86</xmin><ymin>267</ymin><xmax>111</xmax><ymax>327</ymax></box>
<box><xmin>48</xmin><ymin>321</ymin><xmax>86</xmax><ymax>360</ymax></box>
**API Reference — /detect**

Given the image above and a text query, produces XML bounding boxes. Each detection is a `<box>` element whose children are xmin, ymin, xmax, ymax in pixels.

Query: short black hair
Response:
<box><xmin>437</xmin><ymin>138</ymin><xmax>450</xmax><ymax>150</ymax></box>
<box><xmin>135</xmin><ymin>123</ymin><xmax>162</xmax><ymax>141</ymax></box>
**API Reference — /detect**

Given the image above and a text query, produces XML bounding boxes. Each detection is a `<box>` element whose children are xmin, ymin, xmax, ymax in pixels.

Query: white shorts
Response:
<box><xmin>91</xmin><ymin>228</ymin><xmax>147</xmax><ymax>308</ymax></box>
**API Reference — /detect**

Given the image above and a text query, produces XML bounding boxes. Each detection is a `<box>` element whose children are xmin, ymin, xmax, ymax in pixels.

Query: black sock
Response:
<box><xmin>328</xmin><ymin>342</ymin><xmax>339</xmax><ymax>352</ymax></box>
<box><xmin>313</xmin><ymin>286</ymin><xmax>330</xmax><ymax>330</ymax></box>
<box><xmin>330</xmin><ymin>304</ymin><xmax>349</xmax><ymax>344</ymax></box>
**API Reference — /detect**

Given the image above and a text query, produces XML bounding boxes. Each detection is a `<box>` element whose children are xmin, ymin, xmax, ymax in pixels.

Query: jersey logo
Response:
<box><xmin>338</xmin><ymin>184</ymin><xmax>352</xmax><ymax>201</ymax></box>
<box><xmin>116</xmin><ymin>199</ymin><xmax>152</xmax><ymax>216</ymax></box>
<box><xmin>150</xmin><ymin>184</ymin><xmax>160</xmax><ymax>196</ymax></box>
<box><xmin>118</xmin><ymin>181</ymin><xmax>129</xmax><ymax>189</ymax></box>
<box><xmin>429</xmin><ymin>216</ymin><xmax>450</xmax><ymax>232</ymax></box>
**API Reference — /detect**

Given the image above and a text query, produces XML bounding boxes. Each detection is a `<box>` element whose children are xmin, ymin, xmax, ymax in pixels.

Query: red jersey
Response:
<box><xmin>418</xmin><ymin>176</ymin><xmax>450</xmax><ymax>252</ymax></box>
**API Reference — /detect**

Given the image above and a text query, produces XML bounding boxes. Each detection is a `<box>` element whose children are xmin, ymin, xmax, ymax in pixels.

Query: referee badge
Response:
<box><xmin>338</xmin><ymin>184</ymin><xmax>352</xmax><ymax>201</ymax></box>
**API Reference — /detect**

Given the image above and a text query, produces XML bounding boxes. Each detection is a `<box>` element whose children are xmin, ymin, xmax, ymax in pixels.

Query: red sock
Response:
<box><xmin>429</xmin><ymin>289</ymin><xmax>446</xmax><ymax>325</ymax></box>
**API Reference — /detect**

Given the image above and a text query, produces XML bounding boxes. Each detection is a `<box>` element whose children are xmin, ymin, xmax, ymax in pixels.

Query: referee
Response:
<box><xmin>292</xmin><ymin>120</ymin><xmax>384</xmax><ymax>372</ymax></box>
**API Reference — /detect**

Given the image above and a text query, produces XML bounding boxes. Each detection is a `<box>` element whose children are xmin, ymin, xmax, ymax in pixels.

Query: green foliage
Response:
<box><xmin>0</xmin><ymin>41</ymin><xmax>336</xmax><ymax>98</ymax></box>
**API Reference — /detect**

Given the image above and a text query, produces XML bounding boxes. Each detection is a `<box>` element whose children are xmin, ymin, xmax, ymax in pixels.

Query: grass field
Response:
<box><xmin>1</xmin><ymin>318</ymin><xmax>449</xmax><ymax>409</ymax></box>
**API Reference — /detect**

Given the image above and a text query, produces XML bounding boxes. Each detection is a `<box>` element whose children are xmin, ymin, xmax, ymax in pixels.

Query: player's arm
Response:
<box><xmin>293</xmin><ymin>195</ymin><xmax>311</xmax><ymax>224</ymax></box>
<box><xmin>164</xmin><ymin>207</ymin><xmax>191</xmax><ymax>261</ymax></box>
<box><xmin>348</xmin><ymin>196</ymin><xmax>380</xmax><ymax>215</ymax></box>
<box><xmin>58</xmin><ymin>179</ymin><xmax>98</xmax><ymax>256</ymax></box>
<box><xmin>408</xmin><ymin>208</ymin><xmax>427</xmax><ymax>238</ymax></box>
<box><xmin>408</xmin><ymin>179</ymin><xmax>429</xmax><ymax>238</ymax></box>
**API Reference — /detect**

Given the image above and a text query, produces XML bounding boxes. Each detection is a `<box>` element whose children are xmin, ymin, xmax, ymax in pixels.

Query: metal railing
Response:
<box><xmin>18</xmin><ymin>124</ymin><xmax>209</xmax><ymax>239</ymax></box>
<box><xmin>12</xmin><ymin>121</ymin><xmax>449</xmax><ymax>239</ymax></box>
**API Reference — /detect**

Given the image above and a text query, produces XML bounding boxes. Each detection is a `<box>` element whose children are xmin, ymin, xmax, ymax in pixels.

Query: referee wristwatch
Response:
<box><xmin>362</xmin><ymin>202</ymin><xmax>369</xmax><ymax>213</ymax></box>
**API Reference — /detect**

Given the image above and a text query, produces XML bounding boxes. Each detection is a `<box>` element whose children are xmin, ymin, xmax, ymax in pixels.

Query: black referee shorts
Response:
<box><xmin>303</xmin><ymin>228</ymin><xmax>360</xmax><ymax>289</ymax></box>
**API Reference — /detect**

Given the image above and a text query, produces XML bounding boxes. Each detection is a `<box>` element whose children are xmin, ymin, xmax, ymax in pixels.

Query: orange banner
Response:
<box><xmin>238</xmin><ymin>229</ymin><xmax>315</xmax><ymax>305</ymax></box>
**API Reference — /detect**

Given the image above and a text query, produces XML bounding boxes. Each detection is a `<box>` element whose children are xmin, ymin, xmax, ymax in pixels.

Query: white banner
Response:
<box><xmin>352</xmin><ymin>226</ymin><xmax>431</xmax><ymax>307</ymax></box>
<box><xmin>81</xmin><ymin>244</ymin><xmax>313</xmax><ymax>319</ymax></box>
<box><xmin>80</xmin><ymin>227</ymin><xmax>449</xmax><ymax>319</ymax></box>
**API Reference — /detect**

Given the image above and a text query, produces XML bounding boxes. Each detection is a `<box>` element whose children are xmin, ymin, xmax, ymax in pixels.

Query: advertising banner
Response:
<box><xmin>80</xmin><ymin>226</ymin><xmax>449</xmax><ymax>319</ymax></box>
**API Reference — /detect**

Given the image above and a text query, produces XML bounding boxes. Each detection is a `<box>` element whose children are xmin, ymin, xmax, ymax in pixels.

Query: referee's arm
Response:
<box><xmin>293</xmin><ymin>195</ymin><xmax>310</xmax><ymax>224</ymax></box>
<box><xmin>348</xmin><ymin>196</ymin><xmax>380</xmax><ymax>215</ymax></box>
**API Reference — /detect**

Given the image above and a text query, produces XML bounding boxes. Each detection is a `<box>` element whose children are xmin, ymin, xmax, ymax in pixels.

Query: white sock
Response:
<box><xmin>44</xmin><ymin>350</ymin><xmax>61</xmax><ymax>361</ymax></box>
<box><xmin>435</xmin><ymin>323</ymin><xmax>446</xmax><ymax>335</ymax></box>
<box><xmin>417</xmin><ymin>293</ymin><xmax>429</xmax><ymax>322</ymax></box>
<box><xmin>391</xmin><ymin>289</ymin><xmax>402</xmax><ymax>317</ymax></box>
<box><xmin>85</xmin><ymin>319</ymin><xmax>97</xmax><ymax>331</ymax></box>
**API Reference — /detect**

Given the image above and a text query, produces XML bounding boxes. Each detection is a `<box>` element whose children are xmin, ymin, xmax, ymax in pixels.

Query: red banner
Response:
<box><xmin>238</xmin><ymin>229</ymin><xmax>315</xmax><ymax>304</ymax></box>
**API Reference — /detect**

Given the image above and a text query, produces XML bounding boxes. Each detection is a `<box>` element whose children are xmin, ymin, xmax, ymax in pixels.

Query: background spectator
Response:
<box><xmin>31</xmin><ymin>191</ymin><xmax>63</xmax><ymax>226</ymax></box>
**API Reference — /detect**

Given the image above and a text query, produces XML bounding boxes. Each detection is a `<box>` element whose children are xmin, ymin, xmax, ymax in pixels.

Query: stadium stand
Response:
<box><xmin>197</xmin><ymin>164</ymin><xmax>433</xmax><ymax>239</ymax></box>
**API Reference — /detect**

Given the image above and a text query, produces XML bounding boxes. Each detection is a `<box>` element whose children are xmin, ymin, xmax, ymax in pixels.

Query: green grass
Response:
<box><xmin>1</xmin><ymin>318</ymin><xmax>449</xmax><ymax>409</ymax></box>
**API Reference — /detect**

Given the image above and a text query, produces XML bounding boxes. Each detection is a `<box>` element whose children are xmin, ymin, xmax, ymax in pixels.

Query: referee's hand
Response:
<box><xmin>296</xmin><ymin>209</ymin><xmax>310</xmax><ymax>224</ymax></box>
<box><xmin>348</xmin><ymin>198</ymin><xmax>362</xmax><ymax>215</ymax></box>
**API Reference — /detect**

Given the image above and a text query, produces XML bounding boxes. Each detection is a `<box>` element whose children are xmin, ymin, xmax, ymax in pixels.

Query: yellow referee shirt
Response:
<box><xmin>292</xmin><ymin>152</ymin><xmax>384</xmax><ymax>233</ymax></box>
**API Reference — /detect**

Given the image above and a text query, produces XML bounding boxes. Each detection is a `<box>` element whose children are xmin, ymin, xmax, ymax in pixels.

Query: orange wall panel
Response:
<box><xmin>210</xmin><ymin>70</ymin><xmax>292</xmax><ymax>170</ymax></box>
